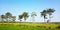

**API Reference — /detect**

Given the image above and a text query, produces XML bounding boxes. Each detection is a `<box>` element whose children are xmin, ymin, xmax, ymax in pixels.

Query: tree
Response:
<box><xmin>41</xmin><ymin>10</ymin><xmax>47</xmax><ymax>22</ymax></box>
<box><xmin>12</xmin><ymin>16</ymin><xmax>16</xmax><ymax>22</ymax></box>
<box><xmin>19</xmin><ymin>15</ymin><xmax>23</xmax><ymax>22</ymax></box>
<box><xmin>31</xmin><ymin>12</ymin><xmax>37</xmax><ymax>22</ymax></box>
<box><xmin>47</xmin><ymin>8</ymin><xmax>55</xmax><ymax>22</ymax></box>
<box><xmin>1</xmin><ymin>15</ymin><xmax>5</xmax><ymax>22</ymax></box>
<box><xmin>22</xmin><ymin>12</ymin><xmax>29</xmax><ymax>22</ymax></box>
<box><xmin>5</xmin><ymin>12</ymin><xmax>12</xmax><ymax>22</ymax></box>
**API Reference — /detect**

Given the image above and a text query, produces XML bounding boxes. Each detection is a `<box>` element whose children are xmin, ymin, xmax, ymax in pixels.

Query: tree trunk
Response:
<box><xmin>24</xmin><ymin>17</ymin><xmax>26</xmax><ymax>22</ymax></box>
<box><xmin>44</xmin><ymin>18</ymin><xmax>45</xmax><ymax>23</ymax></box>
<box><xmin>20</xmin><ymin>19</ymin><xmax>22</xmax><ymax>22</ymax></box>
<box><xmin>2</xmin><ymin>18</ymin><xmax>4</xmax><ymax>22</ymax></box>
<box><xmin>44</xmin><ymin>16</ymin><xmax>46</xmax><ymax>23</ymax></box>
<box><xmin>49</xmin><ymin>15</ymin><xmax>51</xmax><ymax>23</ymax></box>
<box><xmin>32</xmin><ymin>16</ymin><xmax>35</xmax><ymax>23</ymax></box>
<box><xmin>47</xmin><ymin>20</ymin><xmax>50</xmax><ymax>23</ymax></box>
<box><xmin>6</xmin><ymin>18</ymin><xmax>8</xmax><ymax>22</ymax></box>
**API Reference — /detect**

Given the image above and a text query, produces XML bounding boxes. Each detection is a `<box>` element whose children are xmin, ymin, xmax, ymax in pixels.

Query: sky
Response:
<box><xmin>0</xmin><ymin>0</ymin><xmax>60</xmax><ymax>22</ymax></box>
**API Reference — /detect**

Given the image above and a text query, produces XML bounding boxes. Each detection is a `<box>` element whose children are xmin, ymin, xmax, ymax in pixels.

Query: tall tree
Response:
<box><xmin>47</xmin><ymin>8</ymin><xmax>55</xmax><ymax>22</ymax></box>
<box><xmin>5</xmin><ymin>12</ymin><xmax>12</xmax><ymax>22</ymax></box>
<box><xmin>22</xmin><ymin>12</ymin><xmax>29</xmax><ymax>22</ymax></box>
<box><xmin>12</xmin><ymin>16</ymin><xmax>16</xmax><ymax>22</ymax></box>
<box><xmin>31</xmin><ymin>12</ymin><xmax>37</xmax><ymax>22</ymax></box>
<box><xmin>19</xmin><ymin>15</ymin><xmax>23</xmax><ymax>22</ymax></box>
<box><xmin>1</xmin><ymin>15</ymin><xmax>5</xmax><ymax>22</ymax></box>
<box><xmin>41</xmin><ymin>10</ymin><xmax>47</xmax><ymax>22</ymax></box>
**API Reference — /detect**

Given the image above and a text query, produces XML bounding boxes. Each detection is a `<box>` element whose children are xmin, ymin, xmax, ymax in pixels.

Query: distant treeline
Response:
<box><xmin>0</xmin><ymin>8</ymin><xmax>55</xmax><ymax>23</ymax></box>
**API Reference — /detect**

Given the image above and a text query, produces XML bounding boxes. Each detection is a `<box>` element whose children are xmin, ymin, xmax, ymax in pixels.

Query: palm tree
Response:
<box><xmin>19</xmin><ymin>15</ymin><xmax>23</xmax><ymax>22</ymax></box>
<box><xmin>31</xmin><ymin>12</ymin><xmax>37</xmax><ymax>22</ymax></box>
<box><xmin>12</xmin><ymin>16</ymin><xmax>16</xmax><ymax>22</ymax></box>
<box><xmin>22</xmin><ymin>12</ymin><xmax>29</xmax><ymax>22</ymax></box>
<box><xmin>47</xmin><ymin>8</ymin><xmax>55</xmax><ymax>22</ymax></box>
<box><xmin>1</xmin><ymin>15</ymin><xmax>5</xmax><ymax>22</ymax></box>
<box><xmin>5</xmin><ymin>12</ymin><xmax>12</xmax><ymax>22</ymax></box>
<box><xmin>41</xmin><ymin>10</ymin><xmax>47</xmax><ymax>22</ymax></box>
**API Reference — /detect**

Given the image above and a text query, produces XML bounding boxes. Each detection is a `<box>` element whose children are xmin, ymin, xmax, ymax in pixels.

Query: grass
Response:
<box><xmin>0</xmin><ymin>25</ymin><xmax>51</xmax><ymax>30</ymax></box>
<box><xmin>0</xmin><ymin>23</ymin><xmax>60</xmax><ymax>30</ymax></box>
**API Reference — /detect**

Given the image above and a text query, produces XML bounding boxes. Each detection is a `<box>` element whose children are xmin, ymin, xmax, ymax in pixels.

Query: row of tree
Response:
<box><xmin>0</xmin><ymin>8</ymin><xmax>55</xmax><ymax>23</ymax></box>
<box><xmin>0</xmin><ymin>12</ymin><xmax>16</xmax><ymax>22</ymax></box>
<box><xmin>41</xmin><ymin>8</ymin><xmax>55</xmax><ymax>23</ymax></box>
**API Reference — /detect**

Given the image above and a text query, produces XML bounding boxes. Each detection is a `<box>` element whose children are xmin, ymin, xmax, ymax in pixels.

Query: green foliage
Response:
<box><xmin>22</xmin><ymin>12</ymin><xmax>29</xmax><ymax>17</ymax></box>
<box><xmin>1</xmin><ymin>15</ymin><xmax>5</xmax><ymax>19</ymax></box>
<box><xmin>5</xmin><ymin>12</ymin><xmax>12</xmax><ymax>18</ymax></box>
<box><xmin>22</xmin><ymin>12</ymin><xmax>29</xmax><ymax>21</ymax></box>
<box><xmin>40</xmin><ymin>10</ymin><xmax>47</xmax><ymax>22</ymax></box>
<box><xmin>47</xmin><ymin>8</ymin><xmax>55</xmax><ymax>15</ymax></box>
<box><xmin>40</xmin><ymin>8</ymin><xmax>55</xmax><ymax>22</ymax></box>
<box><xmin>0</xmin><ymin>12</ymin><xmax>16</xmax><ymax>22</ymax></box>
<box><xmin>41</xmin><ymin>10</ymin><xmax>47</xmax><ymax>19</ymax></box>
<box><xmin>19</xmin><ymin>15</ymin><xmax>23</xmax><ymax>22</ymax></box>
<box><xmin>41</xmin><ymin>10</ymin><xmax>47</xmax><ymax>17</ymax></box>
<box><xmin>5</xmin><ymin>12</ymin><xmax>12</xmax><ymax>22</ymax></box>
<box><xmin>31</xmin><ymin>12</ymin><xmax>37</xmax><ymax>17</ymax></box>
<box><xmin>1</xmin><ymin>15</ymin><xmax>5</xmax><ymax>22</ymax></box>
<box><xmin>19</xmin><ymin>15</ymin><xmax>23</xmax><ymax>19</ymax></box>
<box><xmin>47</xmin><ymin>8</ymin><xmax>55</xmax><ymax>13</ymax></box>
<box><xmin>47</xmin><ymin>8</ymin><xmax>55</xmax><ymax>23</ymax></box>
<box><xmin>31</xmin><ymin>12</ymin><xmax>37</xmax><ymax>22</ymax></box>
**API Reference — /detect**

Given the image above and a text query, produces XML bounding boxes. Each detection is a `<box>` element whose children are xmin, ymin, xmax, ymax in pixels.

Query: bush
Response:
<box><xmin>48</xmin><ymin>27</ymin><xmax>51</xmax><ymax>29</ymax></box>
<box><xmin>43</xmin><ymin>26</ymin><xmax>46</xmax><ymax>28</ymax></box>
<box><xmin>37</xmin><ymin>26</ymin><xmax>46</xmax><ymax>28</ymax></box>
<box><xmin>56</xmin><ymin>26</ymin><xmax>60</xmax><ymax>29</ymax></box>
<box><xmin>37</xmin><ymin>26</ymin><xmax>40</xmax><ymax>27</ymax></box>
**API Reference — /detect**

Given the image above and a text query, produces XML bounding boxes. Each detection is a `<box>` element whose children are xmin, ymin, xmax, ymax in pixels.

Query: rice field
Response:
<box><xmin>0</xmin><ymin>23</ymin><xmax>60</xmax><ymax>30</ymax></box>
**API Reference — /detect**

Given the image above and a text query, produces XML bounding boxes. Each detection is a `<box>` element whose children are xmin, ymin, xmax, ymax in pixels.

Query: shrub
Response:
<box><xmin>37</xmin><ymin>26</ymin><xmax>40</xmax><ymax>27</ymax></box>
<box><xmin>48</xmin><ymin>27</ymin><xmax>51</xmax><ymax>29</ymax></box>
<box><xmin>43</xmin><ymin>26</ymin><xmax>46</xmax><ymax>28</ymax></box>
<box><xmin>56</xmin><ymin>26</ymin><xmax>60</xmax><ymax>29</ymax></box>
